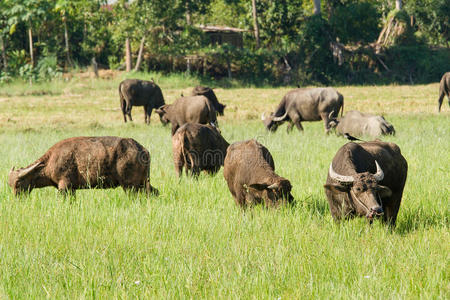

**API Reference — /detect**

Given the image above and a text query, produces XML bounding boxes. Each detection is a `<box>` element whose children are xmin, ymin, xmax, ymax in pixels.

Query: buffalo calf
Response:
<box><xmin>172</xmin><ymin>123</ymin><xmax>229</xmax><ymax>177</ymax></box>
<box><xmin>223</xmin><ymin>139</ymin><xmax>294</xmax><ymax>208</ymax></box>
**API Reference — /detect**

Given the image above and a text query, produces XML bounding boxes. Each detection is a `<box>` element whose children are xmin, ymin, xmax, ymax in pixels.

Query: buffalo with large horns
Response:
<box><xmin>324</xmin><ymin>140</ymin><xmax>407</xmax><ymax>226</ymax></box>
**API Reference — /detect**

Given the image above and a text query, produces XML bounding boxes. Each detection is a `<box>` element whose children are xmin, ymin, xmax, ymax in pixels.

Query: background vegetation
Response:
<box><xmin>0</xmin><ymin>74</ymin><xmax>448</xmax><ymax>298</ymax></box>
<box><xmin>0</xmin><ymin>0</ymin><xmax>449</xmax><ymax>85</ymax></box>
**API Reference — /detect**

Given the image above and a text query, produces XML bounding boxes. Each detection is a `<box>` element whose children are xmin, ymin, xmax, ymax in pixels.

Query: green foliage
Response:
<box><xmin>329</xmin><ymin>1</ymin><xmax>381</xmax><ymax>44</ymax></box>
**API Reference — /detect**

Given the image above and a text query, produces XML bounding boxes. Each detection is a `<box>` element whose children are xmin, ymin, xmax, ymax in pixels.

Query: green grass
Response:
<box><xmin>0</xmin><ymin>75</ymin><xmax>449</xmax><ymax>298</ymax></box>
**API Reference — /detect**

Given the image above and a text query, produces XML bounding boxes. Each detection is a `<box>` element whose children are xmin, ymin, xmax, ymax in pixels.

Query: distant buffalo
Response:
<box><xmin>261</xmin><ymin>87</ymin><xmax>344</xmax><ymax>134</ymax></box>
<box><xmin>223</xmin><ymin>139</ymin><xmax>294</xmax><ymax>208</ymax></box>
<box><xmin>9</xmin><ymin>136</ymin><xmax>158</xmax><ymax>196</ymax></box>
<box><xmin>324</xmin><ymin>141</ymin><xmax>407</xmax><ymax>226</ymax></box>
<box><xmin>438</xmin><ymin>72</ymin><xmax>450</xmax><ymax>112</ymax></box>
<box><xmin>172</xmin><ymin>123</ymin><xmax>229</xmax><ymax>177</ymax></box>
<box><xmin>191</xmin><ymin>86</ymin><xmax>226</xmax><ymax>115</ymax></box>
<box><xmin>119</xmin><ymin>79</ymin><xmax>165</xmax><ymax>124</ymax></box>
<box><xmin>155</xmin><ymin>95</ymin><xmax>217</xmax><ymax>135</ymax></box>
<box><xmin>330</xmin><ymin>110</ymin><xmax>395</xmax><ymax>138</ymax></box>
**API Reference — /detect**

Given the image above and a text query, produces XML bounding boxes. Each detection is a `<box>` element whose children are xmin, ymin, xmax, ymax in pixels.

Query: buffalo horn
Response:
<box><xmin>17</xmin><ymin>162</ymin><xmax>42</xmax><ymax>179</ymax></box>
<box><xmin>261</xmin><ymin>112</ymin><xmax>266</xmax><ymax>121</ymax></box>
<box><xmin>329</xmin><ymin>163</ymin><xmax>354</xmax><ymax>184</ymax></box>
<box><xmin>373</xmin><ymin>160</ymin><xmax>384</xmax><ymax>182</ymax></box>
<box><xmin>328</xmin><ymin>111</ymin><xmax>334</xmax><ymax>119</ymax></box>
<box><xmin>272</xmin><ymin>111</ymin><xmax>288</xmax><ymax>122</ymax></box>
<box><xmin>267</xmin><ymin>182</ymin><xmax>279</xmax><ymax>189</ymax></box>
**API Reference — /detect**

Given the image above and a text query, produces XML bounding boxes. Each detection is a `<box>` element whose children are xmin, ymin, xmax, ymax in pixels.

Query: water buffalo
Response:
<box><xmin>324</xmin><ymin>141</ymin><xmax>407</xmax><ymax>226</ymax></box>
<box><xmin>261</xmin><ymin>87</ymin><xmax>344</xmax><ymax>134</ymax></box>
<box><xmin>438</xmin><ymin>72</ymin><xmax>450</xmax><ymax>112</ymax></box>
<box><xmin>223</xmin><ymin>139</ymin><xmax>294</xmax><ymax>208</ymax></box>
<box><xmin>8</xmin><ymin>136</ymin><xmax>158</xmax><ymax>196</ymax></box>
<box><xmin>191</xmin><ymin>86</ymin><xmax>226</xmax><ymax>115</ymax></box>
<box><xmin>155</xmin><ymin>95</ymin><xmax>218</xmax><ymax>135</ymax></box>
<box><xmin>172</xmin><ymin>123</ymin><xmax>229</xmax><ymax>177</ymax></box>
<box><xmin>119</xmin><ymin>79</ymin><xmax>165</xmax><ymax>124</ymax></box>
<box><xmin>330</xmin><ymin>110</ymin><xmax>395</xmax><ymax>138</ymax></box>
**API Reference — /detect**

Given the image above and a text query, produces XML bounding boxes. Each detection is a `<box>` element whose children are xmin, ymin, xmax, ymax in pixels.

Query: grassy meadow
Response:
<box><xmin>0</xmin><ymin>72</ymin><xmax>449</xmax><ymax>298</ymax></box>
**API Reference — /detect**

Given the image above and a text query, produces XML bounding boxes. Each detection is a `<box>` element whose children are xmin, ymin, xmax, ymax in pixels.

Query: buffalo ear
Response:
<box><xmin>377</xmin><ymin>185</ymin><xmax>392</xmax><ymax>198</ymax></box>
<box><xmin>249</xmin><ymin>183</ymin><xmax>268</xmax><ymax>191</ymax></box>
<box><xmin>323</xmin><ymin>184</ymin><xmax>350</xmax><ymax>193</ymax></box>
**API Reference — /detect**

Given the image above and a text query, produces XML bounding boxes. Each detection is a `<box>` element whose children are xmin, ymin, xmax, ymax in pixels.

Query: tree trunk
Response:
<box><xmin>134</xmin><ymin>36</ymin><xmax>145</xmax><ymax>72</ymax></box>
<box><xmin>395</xmin><ymin>0</ymin><xmax>402</xmax><ymax>10</ymax></box>
<box><xmin>0</xmin><ymin>35</ymin><xmax>7</xmax><ymax>71</ymax></box>
<box><xmin>251</xmin><ymin>0</ymin><xmax>260</xmax><ymax>48</ymax></box>
<box><xmin>28</xmin><ymin>24</ymin><xmax>34</xmax><ymax>67</ymax></box>
<box><xmin>63</xmin><ymin>16</ymin><xmax>72</xmax><ymax>68</ymax></box>
<box><xmin>125</xmin><ymin>37</ymin><xmax>132</xmax><ymax>72</ymax></box>
<box><xmin>313</xmin><ymin>0</ymin><xmax>321</xmax><ymax>15</ymax></box>
<box><xmin>185</xmin><ymin>1</ymin><xmax>192</xmax><ymax>25</ymax></box>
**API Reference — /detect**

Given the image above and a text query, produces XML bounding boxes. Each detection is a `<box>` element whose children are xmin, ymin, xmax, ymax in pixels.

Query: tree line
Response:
<box><xmin>0</xmin><ymin>0</ymin><xmax>448</xmax><ymax>84</ymax></box>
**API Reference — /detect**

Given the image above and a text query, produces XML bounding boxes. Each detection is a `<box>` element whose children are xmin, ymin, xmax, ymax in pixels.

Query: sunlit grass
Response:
<box><xmin>0</xmin><ymin>76</ymin><xmax>448</xmax><ymax>298</ymax></box>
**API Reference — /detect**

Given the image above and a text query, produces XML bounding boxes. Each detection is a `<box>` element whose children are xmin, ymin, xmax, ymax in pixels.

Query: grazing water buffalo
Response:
<box><xmin>8</xmin><ymin>136</ymin><xmax>158</xmax><ymax>196</ymax></box>
<box><xmin>223</xmin><ymin>139</ymin><xmax>294</xmax><ymax>208</ymax></box>
<box><xmin>191</xmin><ymin>86</ymin><xmax>226</xmax><ymax>115</ymax></box>
<box><xmin>261</xmin><ymin>87</ymin><xmax>344</xmax><ymax>133</ymax></box>
<box><xmin>119</xmin><ymin>79</ymin><xmax>165</xmax><ymax>124</ymax></box>
<box><xmin>330</xmin><ymin>110</ymin><xmax>395</xmax><ymax>138</ymax></box>
<box><xmin>324</xmin><ymin>141</ymin><xmax>407</xmax><ymax>226</ymax></box>
<box><xmin>155</xmin><ymin>95</ymin><xmax>217</xmax><ymax>135</ymax></box>
<box><xmin>438</xmin><ymin>72</ymin><xmax>450</xmax><ymax>112</ymax></box>
<box><xmin>172</xmin><ymin>123</ymin><xmax>229</xmax><ymax>177</ymax></box>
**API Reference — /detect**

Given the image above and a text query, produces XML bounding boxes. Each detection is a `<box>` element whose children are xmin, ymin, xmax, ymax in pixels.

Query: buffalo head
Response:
<box><xmin>261</xmin><ymin>112</ymin><xmax>287</xmax><ymax>132</ymax></box>
<box><xmin>155</xmin><ymin>105</ymin><xmax>170</xmax><ymax>126</ymax></box>
<box><xmin>8</xmin><ymin>162</ymin><xmax>44</xmax><ymax>195</ymax></box>
<box><xmin>324</xmin><ymin>161</ymin><xmax>392</xmax><ymax>220</ymax></box>
<box><xmin>245</xmin><ymin>178</ymin><xmax>294</xmax><ymax>207</ymax></box>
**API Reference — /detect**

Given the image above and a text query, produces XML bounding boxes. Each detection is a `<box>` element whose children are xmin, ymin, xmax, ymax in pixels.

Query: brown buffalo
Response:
<box><xmin>261</xmin><ymin>87</ymin><xmax>344</xmax><ymax>134</ymax></box>
<box><xmin>191</xmin><ymin>86</ymin><xmax>226</xmax><ymax>115</ymax></box>
<box><xmin>223</xmin><ymin>139</ymin><xmax>294</xmax><ymax>208</ymax></box>
<box><xmin>155</xmin><ymin>95</ymin><xmax>218</xmax><ymax>135</ymax></box>
<box><xmin>438</xmin><ymin>72</ymin><xmax>450</xmax><ymax>112</ymax></box>
<box><xmin>172</xmin><ymin>123</ymin><xmax>229</xmax><ymax>177</ymax></box>
<box><xmin>119</xmin><ymin>79</ymin><xmax>165</xmax><ymax>124</ymax></box>
<box><xmin>324</xmin><ymin>141</ymin><xmax>407</xmax><ymax>226</ymax></box>
<box><xmin>8</xmin><ymin>136</ymin><xmax>158</xmax><ymax>196</ymax></box>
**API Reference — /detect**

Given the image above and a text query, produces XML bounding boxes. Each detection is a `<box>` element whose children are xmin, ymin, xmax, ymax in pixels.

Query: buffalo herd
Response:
<box><xmin>10</xmin><ymin>74</ymin><xmax>448</xmax><ymax>226</ymax></box>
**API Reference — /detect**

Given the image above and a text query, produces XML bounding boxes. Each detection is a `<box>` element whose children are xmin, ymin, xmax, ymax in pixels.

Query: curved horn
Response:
<box><xmin>373</xmin><ymin>160</ymin><xmax>384</xmax><ymax>182</ymax></box>
<box><xmin>328</xmin><ymin>111</ymin><xmax>334</xmax><ymax>119</ymax></box>
<box><xmin>267</xmin><ymin>182</ymin><xmax>279</xmax><ymax>189</ymax></box>
<box><xmin>329</xmin><ymin>163</ymin><xmax>354</xmax><ymax>184</ymax></box>
<box><xmin>261</xmin><ymin>112</ymin><xmax>266</xmax><ymax>121</ymax></box>
<box><xmin>18</xmin><ymin>162</ymin><xmax>42</xmax><ymax>179</ymax></box>
<box><xmin>272</xmin><ymin>111</ymin><xmax>288</xmax><ymax>122</ymax></box>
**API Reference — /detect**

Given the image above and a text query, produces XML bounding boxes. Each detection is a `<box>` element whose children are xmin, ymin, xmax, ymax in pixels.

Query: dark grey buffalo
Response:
<box><xmin>438</xmin><ymin>72</ymin><xmax>450</xmax><ymax>112</ymax></box>
<box><xmin>324</xmin><ymin>141</ymin><xmax>407</xmax><ymax>226</ymax></box>
<box><xmin>191</xmin><ymin>86</ymin><xmax>226</xmax><ymax>115</ymax></box>
<box><xmin>119</xmin><ymin>79</ymin><xmax>165</xmax><ymax>124</ymax></box>
<box><xmin>172</xmin><ymin>123</ymin><xmax>229</xmax><ymax>177</ymax></box>
<box><xmin>223</xmin><ymin>139</ymin><xmax>294</xmax><ymax>208</ymax></box>
<box><xmin>155</xmin><ymin>95</ymin><xmax>217</xmax><ymax>135</ymax></box>
<box><xmin>261</xmin><ymin>87</ymin><xmax>344</xmax><ymax>133</ymax></box>
<box><xmin>9</xmin><ymin>136</ymin><xmax>158</xmax><ymax>196</ymax></box>
<box><xmin>330</xmin><ymin>110</ymin><xmax>395</xmax><ymax>138</ymax></box>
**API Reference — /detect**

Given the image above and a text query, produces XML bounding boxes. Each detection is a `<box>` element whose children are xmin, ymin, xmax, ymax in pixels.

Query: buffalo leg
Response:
<box><xmin>290</xmin><ymin>114</ymin><xmax>304</xmax><ymax>132</ymax></box>
<box><xmin>437</xmin><ymin>92</ymin><xmax>449</xmax><ymax>112</ymax></box>
<box><xmin>144</xmin><ymin>106</ymin><xmax>152</xmax><ymax>124</ymax></box>
<box><xmin>121</xmin><ymin>99</ymin><xmax>128</xmax><ymax>123</ymax></box>
<box><xmin>145</xmin><ymin>180</ymin><xmax>159</xmax><ymax>196</ymax></box>
<box><xmin>382</xmin><ymin>193</ymin><xmax>402</xmax><ymax>227</ymax></box>
<box><xmin>286</xmin><ymin>122</ymin><xmax>294</xmax><ymax>133</ymax></box>
<box><xmin>320</xmin><ymin>112</ymin><xmax>332</xmax><ymax>134</ymax></box>
<box><xmin>58</xmin><ymin>180</ymin><xmax>75</xmax><ymax>198</ymax></box>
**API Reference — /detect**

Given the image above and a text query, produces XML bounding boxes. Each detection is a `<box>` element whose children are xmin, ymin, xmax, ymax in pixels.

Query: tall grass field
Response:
<box><xmin>0</xmin><ymin>73</ymin><xmax>448</xmax><ymax>298</ymax></box>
